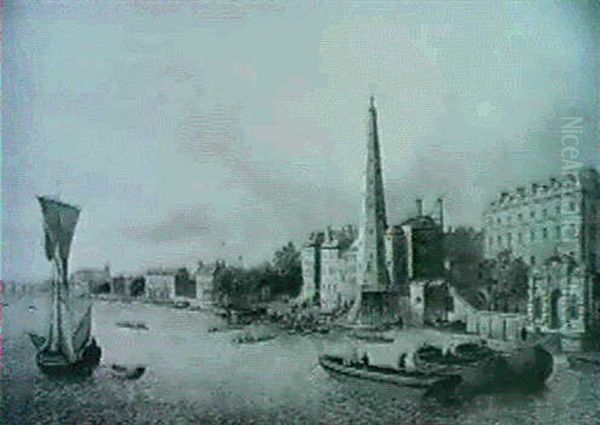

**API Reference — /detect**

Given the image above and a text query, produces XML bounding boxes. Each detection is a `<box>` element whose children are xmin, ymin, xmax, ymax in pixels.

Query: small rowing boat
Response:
<box><xmin>116</xmin><ymin>321</ymin><xmax>149</xmax><ymax>331</ymax></box>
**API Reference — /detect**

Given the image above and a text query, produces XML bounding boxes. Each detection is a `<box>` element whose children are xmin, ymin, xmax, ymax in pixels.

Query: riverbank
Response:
<box><xmin>4</xmin><ymin>295</ymin><xmax>600</xmax><ymax>424</ymax></box>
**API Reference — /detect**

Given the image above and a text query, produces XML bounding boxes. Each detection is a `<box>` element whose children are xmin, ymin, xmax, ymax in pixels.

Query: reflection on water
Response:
<box><xmin>3</xmin><ymin>295</ymin><xmax>600</xmax><ymax>424</ymax></box>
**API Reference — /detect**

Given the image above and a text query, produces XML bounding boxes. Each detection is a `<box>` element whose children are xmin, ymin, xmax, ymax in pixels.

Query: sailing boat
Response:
<box><xmin>29</xmin><ymin>196</ymin><xmax>101</xmax><ymax>375</ymax></box>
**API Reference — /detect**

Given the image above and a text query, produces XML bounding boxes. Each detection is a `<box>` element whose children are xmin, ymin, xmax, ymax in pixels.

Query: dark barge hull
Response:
<box><xmin>419</xmin><ymin>344</ymin><xmax>553</xmax><ymax>394</ymax></box>
<box><xmin>318</xmin><ymin>355</ymin><xmax>461</xmax><ymax>390</ymax></box>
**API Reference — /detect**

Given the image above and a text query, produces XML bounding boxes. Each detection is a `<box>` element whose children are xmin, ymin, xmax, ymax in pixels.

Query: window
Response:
<box><xmin>534</xmin><ymin>296</ymin><xmax>543</xmax><ymax>319</ymax></box>
<box><xmin>570</xmin><ymin>202</ymin><xmax>576</xmax><ymax>212</ymax></box>
<box><xmin>530</xmin><ymin>210</ymin><xmax>535</xmax><ymax>219</ymax></box>
<box><xmin>497</xmin><ymin>235</ymin><xmax>502</xmax><ymax>246</ymax></box>
<box><xmin>530</xmin><ymin>256</ymin><xmax>536</xmax><ymax>265</ymax></box>
<box><xmin>489</xmin><ymin>237</ymin><xmax>493</xmax><ymax>248</ymax></box>
<box><xmin>543</xmin><ymin>228</ymin><xmax>548</xmax><ymax>239</ymax></box>
<box><xmin>518</xmin><ymin>213</ymin><xmax>523</xmax><ymax>221</ymax></box>
<box><xmin>518</xmin><ymin>232</ymin><xmax>523</xmax><ymax>243</ymax></box>
<box><xmin>570</xmin><ymin>294</ymin><xmax>579</xmax><ymax>319</ymax></box>
<box><xmin>530</xmin><ymin>230</ymin><xmax>536</xmax><ymax>242</ymax></box>
<box><xmin>507</xmin><ymin>233</ymin><xmax>512</xmax><ymax>246</ymax></box>
<box><xmin>556</xmin><ymin>225</ymin><xmax>561</xmax><ymax>239</ymax></box>
<box><xmin>556</xmin><ymin>205</ymin><xmax>561</xmax><ymax>214</ymax></box>
<box><xmin>497</xmin><ymin>217</ymin><xmax>501</xmax><ymax>225</ymax></box>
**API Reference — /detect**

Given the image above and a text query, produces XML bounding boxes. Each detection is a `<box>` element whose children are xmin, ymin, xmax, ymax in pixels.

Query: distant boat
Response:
<box><xmin>351</xmin><ymin>332</ymin><xmax>394</xmax><ymax>343</ymax></box>
<box><xmin>173</xmin><ymin>300</ymin><xmax>190</xmax><ymax>309</ymax></box>
<box><xmin>110</xmin><ymin>364</ymin><xmax>146</xmax><ymax>380</ymax></box>
<box><xmin>28</xmin><ymin>196</ymin><xmax>101</xmax><ymax>375</ymax></box>
<box><xmin>116</xmin><ymin>321</ymin><xmax>149</xmax><ymax>331</ymax></box>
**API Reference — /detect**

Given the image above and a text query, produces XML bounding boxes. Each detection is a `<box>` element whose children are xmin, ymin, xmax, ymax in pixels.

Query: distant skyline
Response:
<box><xmin>4</xmin><ymin>1</ymin><xmax>599</xmax><ymax>281</ymax></box>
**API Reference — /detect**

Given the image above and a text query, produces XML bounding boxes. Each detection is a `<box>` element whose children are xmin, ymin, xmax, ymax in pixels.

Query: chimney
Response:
<box><xmin>437</xmin><ymin>198</ymin><xmax>444</xmax><ymax>231</ymax></box>
<box><xmin>416</xmin><ymin>199</ymin><xmax>423</xmax><ymax>217</ymax></box>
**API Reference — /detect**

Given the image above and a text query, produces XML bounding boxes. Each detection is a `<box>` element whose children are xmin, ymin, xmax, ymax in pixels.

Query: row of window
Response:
<box><xmin>532</xmin><ymin>294</ymin><xmax>579</xmax><ymax>321</ymax></box>
<box><xmin>489</xmin><ymin>202</ymin><xmax>581</xmax><ymax>225</ymax></box>
<box><xmin>488</xmin><ymin>224</ymin><xmax>580</xmax><ymax>248</ymax></box>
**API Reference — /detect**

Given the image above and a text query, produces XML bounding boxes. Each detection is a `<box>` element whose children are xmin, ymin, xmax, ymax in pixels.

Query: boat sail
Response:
<box><xmin>30</xmin><ymin>196</ymin><xmax>101</xmax><ymax>373</ymax></box>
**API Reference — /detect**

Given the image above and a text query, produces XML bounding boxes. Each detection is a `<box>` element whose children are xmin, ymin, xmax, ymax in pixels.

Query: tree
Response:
<box><xmin>479</xmin><ymin>250</ymin><xmax>529</xmax><ymax>312</ymax></box>
<box><xmin>445</xmin><ymin>226</ymin><xmax>484</xmax><ymax>292</ymax></box>
<box><xmin>272</xmin><ymin>242</ymin><xmax>302</xmax><ymax>297</ymax></box>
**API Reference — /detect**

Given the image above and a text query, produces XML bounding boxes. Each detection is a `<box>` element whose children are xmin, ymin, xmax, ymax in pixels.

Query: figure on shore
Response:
<box><xmin>361</xmin><ymin>351</ymin><xmax>370</xmax><ymax>367</ymax></box>
<box><xmin>398</xmin><ymin>353</ymin><xmax>407</xmax><ymax>369</ymax></box>
<box><xmin>343</xmin><ymin>346</ymin><xmax>360</xmax><ymax>366</ymax></box>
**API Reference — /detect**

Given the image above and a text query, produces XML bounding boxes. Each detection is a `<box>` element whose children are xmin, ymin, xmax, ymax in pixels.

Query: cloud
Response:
<box><xmin>126</xmin><ymin>204</ymin><xmax>217</xmax><ymax>244</ymax></box>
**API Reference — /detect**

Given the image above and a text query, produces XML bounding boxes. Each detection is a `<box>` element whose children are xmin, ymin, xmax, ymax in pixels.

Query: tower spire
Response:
<box><xmin>360</xmin><ymin>96</ymin><xmax>389</xmax><ymax>289</ymax></box>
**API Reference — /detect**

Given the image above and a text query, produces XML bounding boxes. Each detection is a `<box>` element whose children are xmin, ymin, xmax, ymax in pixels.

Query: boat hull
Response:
<box><xmin>499</xmin><ymin>345</ymin><xmax>554</xmax><ymax>388</ymax></box>
<box><xmin>418</xmin><ymin>344</ymin><xmax>553</xmax><ymax>394</ymax></box>
<box><xmin>318</xmin><ymin>355</ymin><xmax>461</xmax><ymax>391</ymax></box>
<box><xmin>36</xmin><ymin>338</ymin><xmax>102</xmax><ymax>376</ymax></box>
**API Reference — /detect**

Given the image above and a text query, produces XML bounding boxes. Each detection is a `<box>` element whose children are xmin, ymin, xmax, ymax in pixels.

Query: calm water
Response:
<box><xmin>3</xmin><ymin>295</ymin><xmax>600</xmax><ymax>424</ymax></box>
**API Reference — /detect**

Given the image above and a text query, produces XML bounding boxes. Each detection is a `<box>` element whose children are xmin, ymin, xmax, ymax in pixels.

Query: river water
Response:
<box><xmin>3</xmin><ymin>295</ymin><xmax>600</xmax><ymax>424</ymax></box>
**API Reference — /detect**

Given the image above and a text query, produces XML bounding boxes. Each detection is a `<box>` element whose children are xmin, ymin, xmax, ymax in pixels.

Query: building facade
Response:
<box><xmin>174</xmin><ymin>268</ymin><xmax>196</xmax><ymax>299</ymax></box>
<box><xmin>300</xmin><ymin>210</ymin><xmax>445</xmax><ymax>318</ymax></box>
<box><xmin>144</xmin><ymin>268</ymin><xmax>177</xmax><ymax>300</ymax></box>
<box><xmin>72</xmin><ymin>264</ymin><xmax>111</xmax><ymax>294</ymax></box>
<box><xmin>193</xmin><ymin>260</ymin><xmax>225</xmax><ymax>305</ymax></box>
<box><xmin>299</xmin><ymin>226</ymin><xmax>359</xmax><ymax>312</ymax></box>
<box><xmin>484</xmin><ymin>167</ymin><xmax>600</xmax><ymax>349</ymax></box>
<box><xmin>319</xmin><ymin>226</ymin><xmax>359</xmax><ymax>313</ymax></box>
<box><xmin>528</xmin><ymin>253</ymin><xmax>599</xmax><ymax>350</ymax></box>
<box><xmin>483</xmin><ymin>167</ymin><xmax>600</xmax><ymax>269</ymax></box>
<box><xmin>299</xmin><ymin>232</ymin><xmax>325</xmax><ymax>303</ymax></box>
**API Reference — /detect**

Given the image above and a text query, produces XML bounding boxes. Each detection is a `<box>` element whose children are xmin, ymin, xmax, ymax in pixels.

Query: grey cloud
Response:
<box><xmin>126</xmin><ymin>204</ymin><xmax>218</xmax><ymax>244</ymax></box>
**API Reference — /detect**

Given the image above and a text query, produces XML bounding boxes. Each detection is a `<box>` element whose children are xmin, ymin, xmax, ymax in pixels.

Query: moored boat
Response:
<box><xmin>351</xmin><ymin>333</ymin><xmax>394</xmax><ymax>343</ymax></box>
<box><xmin>318</xmin><ymin>355</ymin><xmax>461</xmax><ymax>391</ymax></box>
<box><xmin>414</xmin><ymin>342</ymin><xmax>553</xmax><ymax>394</ymax></box>
<box><xmin>174</xmin><ymin>300</ymin><xmax>190</xmax><ymax>309</ymax></box>
<box><xmin>28</xmin><ymin>196</ymin><xmax>102</xmax><ymax>375</ymax></box>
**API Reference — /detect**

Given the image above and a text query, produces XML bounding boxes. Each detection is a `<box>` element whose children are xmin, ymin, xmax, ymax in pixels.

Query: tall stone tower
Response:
<box><xmin>360</xmin><ymin>96</ymin><xmax>390</xmax><ymax>290</ymax></box>
<box><xmin>348</xmin><ymin>97</ymin><xmax>397</xmax><ymax>325</ymax></box>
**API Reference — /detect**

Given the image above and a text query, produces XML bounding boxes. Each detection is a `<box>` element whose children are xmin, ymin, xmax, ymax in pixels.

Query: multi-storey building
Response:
<box><xmin>299</xmin><ymin>232</ymin><xmax>325</xmax><ymax>303</ymax></box>
<box><xmin>484</xmin><ymin>167</ymin><xmax>600</xmax><ymax>349</ymax></box>
<box><xmin>193</xmin><ymin>261</ymin><xmax>225</xmax><ymax>305</ymax></box>
<box><xmin>483</xmin><ymin>167</ymin><xmax>600</xmax><ymax>269</ymax></box>
<box><xmin>299</xmin><ymin>225</ymin><xmax>358</xmax><ymax>312</ymax></box>
<box><xmin>320</xmin><ymin>226</ymin><xmax>359</xmax><ymax>313</ymax></box>
<box><xmin>300</xmin><ymin>207</ymin><xmax>446</xmax><ymax>315</ymax></box>
<box><xmin>144</xmin><ymin>268</ymin><xmax>178</xmax><ymax>300</ymax></box>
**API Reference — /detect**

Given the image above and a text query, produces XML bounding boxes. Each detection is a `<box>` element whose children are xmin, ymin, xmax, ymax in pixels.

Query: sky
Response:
<box><xmin>3</xmin><ymin>0</ymin><xmax>599</xmax><ymax>281</ymax></box>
